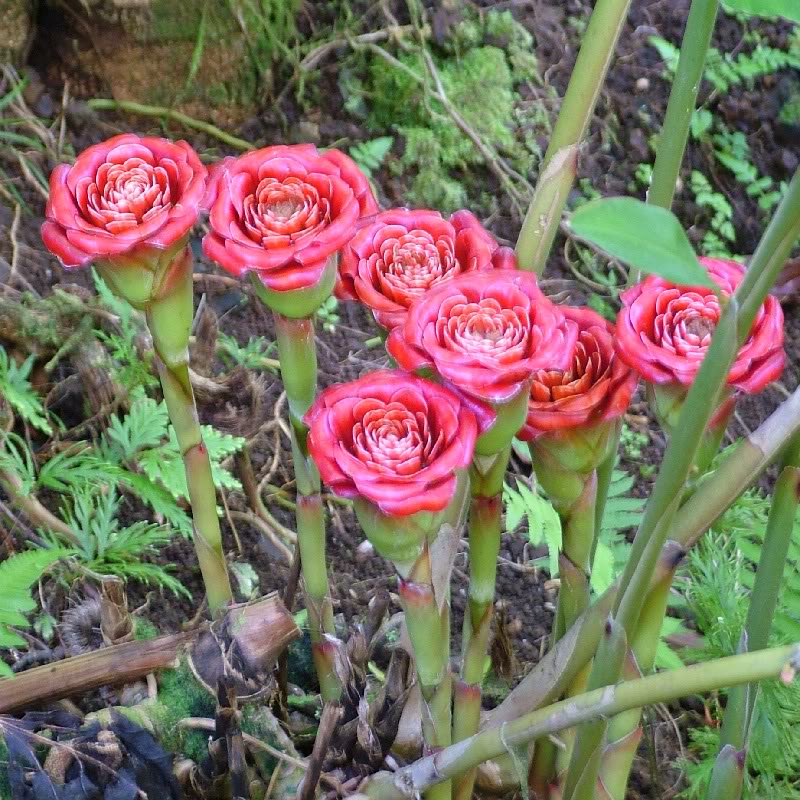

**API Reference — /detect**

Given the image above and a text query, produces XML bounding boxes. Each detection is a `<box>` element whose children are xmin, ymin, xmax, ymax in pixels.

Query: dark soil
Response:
<box><xmin>1</xmin><ymin>0</ymin><xmax>798</xmax><ymax>797</ymax></box>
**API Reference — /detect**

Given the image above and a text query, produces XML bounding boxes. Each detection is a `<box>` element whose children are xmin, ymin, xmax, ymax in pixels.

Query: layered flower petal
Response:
<box><xmin>337</xmin><ymin>208</ymin><xmax>508</xmax><ymax>330</ymax></box>
<box><xmin>615</xmin><ymin>257</ymin><xmax>785</xmax><ymax>394</ymax></box>
<box><xmin>304</xmin><ymin>370</ymin><xmax>494</xmax><ymax>516</ymax></box>
<box><xmin>519</xmin><ymin>305</ymin><xmax>638</xmax><ymax>440</ymax></box>
<box><xmin>41</xmin><ymin>135</ymin><xmax>207</xmax><ymax>269</ymax></box>
<box><xmin>203</xmin><ymin>145</ymin><xmax>377</xmax><ymax>292</ymax></box>
<box><xmin>387</xmin><ymin>271</ymin><xmax>576</xmax><ymax>405</ymax></box>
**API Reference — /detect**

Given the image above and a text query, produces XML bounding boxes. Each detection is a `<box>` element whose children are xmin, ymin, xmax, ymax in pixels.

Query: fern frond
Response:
<box><xmin>0</xmin><ymin>548</ymin><xmax>69</xmax><ymax>674</ymax></box>
<box><xmin>0</xmin><ymin>349</ymin><xmax>52</xmax><ymax>434</ymax></box>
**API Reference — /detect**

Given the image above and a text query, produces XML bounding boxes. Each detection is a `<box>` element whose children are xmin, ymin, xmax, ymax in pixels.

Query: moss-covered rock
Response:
<box><xmin>359</xmin><ymin>9</ymin><xmax>544</xmax><ymax>212</ymax></box>
<box><xmin>73</xmin><ymin>0</ymin><xmax>300</xmax><ymax>121</ymax></box>
<box><xmin>0</xmin><ymin>0</ymin><xmax>34</xmax><ymax>66</ymax></box>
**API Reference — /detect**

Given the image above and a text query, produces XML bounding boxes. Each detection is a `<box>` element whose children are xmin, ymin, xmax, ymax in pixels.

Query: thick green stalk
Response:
<box><xmin>364</xmin><ymin>645</ymin><xmax>800</xmax><ymax>800</ymax></box>
<box><xmin>515</xmin><ymin>0</ymin><xmax>632</xmax><ymax>273</ymax></box>
<box><xmin>707</xmin><ymin>745</ymin><xmax>745</xmax><ymax>800</ymax></box>
<box><xmin>398</xmin><ymin>539</ymin><xmax>452</xmax><ymax>800</ymax></box>
<box><xmin>144</xmin><ymin>249</ymin><xmax>232</xmax><ymax>614</ymax></box>
<box><xmin>715</xmin><ymin>437</ymin><xmax>800</xmax><ymax>765</ymax></box>
<box><xmin>561</xmin><ymin>618</ymin><xmax>628</xmax><ymax>800</ymax></box>
<box><xmin>614</xmin><ymin>303</ymin><xmax>737</xmax><ymax>634</ymax></box>
<box><xmin>273</xmin><ymin>312</ymin><xmax>341</xmax><ymax>702</ymax></box>
<box><xmin>647</xmin><ymin>0</ymin><xmax>719</xmax><ymax>210</ymax></box>
<box><xmin>488</xmin><ymin>385</ymin><xmax>800</xmax><ymax>733</ymax></box>
<box><xmin>453</xmin><ymin>447</ymin><xmax>511</xmax><ymax>800</ymax></box>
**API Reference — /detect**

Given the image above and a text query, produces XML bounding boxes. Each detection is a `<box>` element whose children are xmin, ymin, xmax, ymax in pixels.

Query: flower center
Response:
<box><xmin>654</xmin><ymin>290</ymin><xmax>721</xmax><ymax>359</ymax></box>
<box><xmin>80</xmin><ymin>156</ymin><xmax>176</xmax><ymax>233</ymax></box>
<box><xmin>531</xmin><ymin>332</ymin><xmax>606</xmax><ymax>401</ymax></box>
<box><xmin>375</xmin><ymin>230</ymin><xmax>456</xmax><ymax>304</ymax></box>
<box><xmin>352</xmin><ymin>401</ymin><xmax>443</xmax><ymax>476</ymax></box>
<box><xmin>684</xmin><ymin>317</ymin><xmax>716</xmax><ymax>339</ymax></box>
<box><xmin>438</xmin><ymin>298</ymin><xmax>529</xmax><ymax>362</ymax></box>
<box><xmin>243</xmin><ymin>177</ymin><xmax>329</xmax><ymax>243</ymax></box>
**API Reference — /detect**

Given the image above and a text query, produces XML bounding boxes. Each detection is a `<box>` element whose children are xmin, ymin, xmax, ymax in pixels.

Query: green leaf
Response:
<box><xmin>722</xmin><ymin>0</ymin><xmax>800</xmax><ymax>21</ymax></box>
<box><xmin>0</xmin><ymin>349</ymin><xmax>52</xmax><ymax>434</ymax></box>
<box><xmin>349</xmin><ymin>137</ymin><xmax>394</xmax><ymax>177</ymax></box>
<box><xmin>230</xmin><ymin>561</ymin><xmax>260</xmax><ymax>599</ymax></box>
<box><xmin>569</xmin><ymin>197</ymin><xmax>716</xmax><ymax>288</ymax></box>
<box><xmin>0</xmin><ymin>548</ymin><xmax>69</xmax><ymax>660</ymax></box>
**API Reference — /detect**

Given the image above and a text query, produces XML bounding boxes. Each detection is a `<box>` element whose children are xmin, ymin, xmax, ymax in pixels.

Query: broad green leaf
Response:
<box><xmin>722</xmin><ymin>0</ymin><xmax>800</xmax><ymax>21</ymax></box>
<box><xmin>570</xmin><ymin>197</ymin><xmax>716</xmax><ymax>288</ymax></box>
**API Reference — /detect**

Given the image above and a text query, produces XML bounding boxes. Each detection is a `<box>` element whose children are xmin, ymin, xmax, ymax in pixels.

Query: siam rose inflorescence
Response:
<box><xmin>520</xmin><ymin>305</ymin><xmax>638</xmax><ymax>441</ymax></box>
<box><xmin>337</xmin><ymin>208</ymin><xmax>513</xmax><ymax>331</ymax></box>
<box><xmin>41</xmin><ymin>134</ymin><xmax>208</xmax><ymax>308</ymax></box>
<box><xmin>203</xmin><ymin>144</ymin><xmax>378</xmax><ymax>315</ymax></box>
<box><xmin>520</xmin><ymin>306</ymin><xmax>638</xmax><ymax>507</ymax></box>
<box><xmin>387</xmin><ymin>271</ymin><xmax>576</xmax><ymax>454</ymax></box>
<box><xmin>304</xmin><ymin>370</ymin><xmax>494</xmax><ymax>517</ymax></box>
<box><xmin>616</xmin><ymin>257</ymin><xmax>785</xmax><ymax>395</ymax></box>
<box><xmin>305</xmin><ymin>370</ymin><xmax>494</xmax><ymax>564</ymax></box>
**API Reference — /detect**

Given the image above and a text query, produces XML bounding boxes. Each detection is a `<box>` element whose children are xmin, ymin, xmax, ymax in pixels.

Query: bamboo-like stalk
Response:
<box><xmin>708</xmin><ymin>436</ymin><xmax>800</xmax><ymax>798</ymax></box>
<box><xmin>515</xmin><ymin>0</ymin><xmax>632</xmax><ymax>273</ymax></box>
<box><xmin>398</xmin><ymin>538</ymin><xmax>453</xmax><ymax>800</ymax></box>
<box><xmin>271</xmin><ymin>310</ymin><xmax>341</xmax><ymax>703</ymax></box>
<box><xmin>363</xmin><ymin>644</ymin><xmax>800</xmax><ymax>800</ymax></box>
<box><xmin>137</xmin><ymin>248</ymin><xmax>233</xmax><ymax>614</ymax></box>
<box><xmin>646</xmin><ymin>0</ymin><xmax>720</xmax><ymax>211</ymax></box>
<box><xmin>487</xmin><ymin>384</ymin><xmax>800</xmax><ymax>732</ymax></box>
<box><xmin>452</xmin><ymin>446</ymin><xmax>511</xmax><ymax>800</ymax></box>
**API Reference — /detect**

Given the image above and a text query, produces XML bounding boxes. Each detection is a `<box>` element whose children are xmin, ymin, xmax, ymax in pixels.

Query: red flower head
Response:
<box><xmin>41</xmin><ymin>134</ymin><xmax>207</xmax><ymax>269</ymax></box>
<box><xmin>337</xmin><ymin>208</ymin><xmax>511</xmax><ymax>330</ymax></box>
<box><xmin>615</xmin><ymin>257</ymin><xmax>785</xmax><ymax>394</ymax></box>
<box><xmin>203</xmin><ymin>144</ymin><xmax>378</xmax><ymax>297</ymax></box>
<box><xmin>304</xmin><ymin>370</ymin><xmax>494</xmax><ymax>518</ymax></box>
<box><xmin>519</xmin><ymin>306</ymin><xmax>638</xmax><ymax>441</ymax></box>
<box><xmin>387</xmin><ymin>271</ymin><xmax>575</xmax><ymax>405</ymax></box>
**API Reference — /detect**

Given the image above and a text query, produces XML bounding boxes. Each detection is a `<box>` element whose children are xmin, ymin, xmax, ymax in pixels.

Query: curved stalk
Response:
<box><xmin>516</xmin><ymin>0</ymin><xmax>632</xmax><ymax>273</ymax></box>
<box><xmin>453</xmin><ymin>446</ymin><xmax>511</xmax><ymax>800</ymax></box>
<box><xmin>364</xmin><ymin>644</ymin><xmax>800</xmax><ymax>800</ymax></box>
<box><xmin>272</xmin><ymin>310</ymin><xmax>341</xmax><ymax>703</ymax></box>
<box><xmin>143</xmin><ymin>248</ymin><xmax>233</xmax><ymax>614</ymax></box>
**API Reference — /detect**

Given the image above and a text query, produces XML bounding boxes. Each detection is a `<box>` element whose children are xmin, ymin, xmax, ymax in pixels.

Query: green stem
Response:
<box><xmin>647</xmin><ymin>0</ymin><xmax>719</xmax><ymax>210</ymax></box>
<box><xmin>273</xmin><ymin>312</ymin><xmax>341</xmax><ymax>702</ymax></box>
<box><xmin>488</xmin><ymin>385</ymin><xmax>800</xmax><ymax>731</ymax></box>
<box><xmin>516</xmin><ymin>0</ymin><xmax>632</xmax><ymax>273</ymax></box>
<box><xmin>364</xmin><ymin>645</ymin><xmax>800</xmax><ymax>800</ymax></box>
<box><xmin>591</xmin><ymin>448</ymin><xmax>617</xmax><ymax>567</ymax></box>
<box><xmin>557</xmin><ymin>473</ymin><xmax>598</xmax><ymax>635</ymax></box>
<box><xmin>561</xmin><ymin>618</ymin><xmax>628</xmax><ymax>800</ymax></box>
<box><xmin>717</xmin><ymin>436</ymin><xmax>800</xmax><ymax>758</ymax></box>
<box><xmin>614</xmin><ymin>303</ymin><xmax>738</xmax><ymax>635</ymax></box>
<box><xmin>86</xmin><ymin>99</ymin><xmax>254</xmax><ymax>151</ymax></box>
<box><xmin>453</xmin><ymin>448</ymin><xmax>511</xmax><ymax>800</ymax></box>
<box><xmin>398</xmin><ymin>540</ymin><xmax>452</xmax><ymax>800</ymax></box>
<box><xmin>145</xmin><ymin>249</ymin><xmax>232</xmax><ymax>614</ymax></box>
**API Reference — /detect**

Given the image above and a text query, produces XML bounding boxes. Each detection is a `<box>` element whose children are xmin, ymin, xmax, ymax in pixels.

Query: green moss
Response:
<box><xmin>150</xmin><ymin>662</ymin><xmax>216</xmax><ymax>763</ymax></box>
<box><xmin>779</xmin><ymin>84</ymin><xmax>800</xmax><ymax>125</ymax></box>
<box><xmin>361</xmin><ymin>9</ymin><xmax>542</xmax><ymax>213</ymax></box>
<box><xmin>134</xmin><ymin>618</ymin><xmax>159</xmax><ymax>640</ymax></box>
<box><xmin>0</xmin><ymin>738</ymin><xmax>9</xmax><ymax>800</ymax></box>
